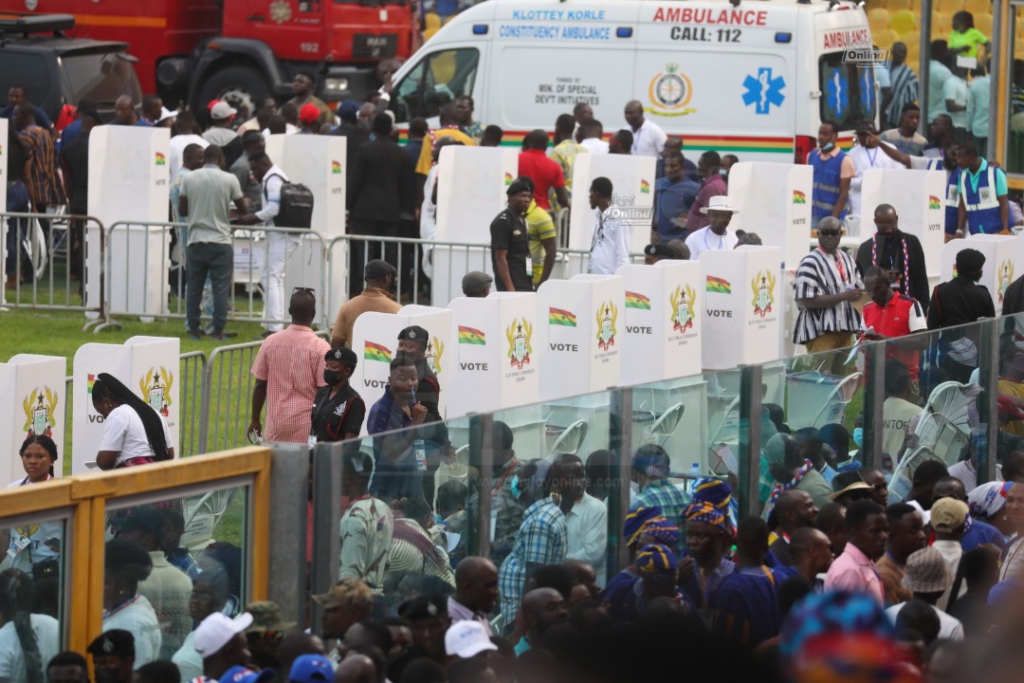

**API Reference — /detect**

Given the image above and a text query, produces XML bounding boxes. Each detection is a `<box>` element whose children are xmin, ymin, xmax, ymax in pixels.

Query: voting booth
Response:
<box><xmin>700</xmin><ymin>245</ymin><xmax>784</xmax><ymax>370</ymax></box>
<box><xmin>536</xmin><ymin>273</ymin><xmax>625</xmax><ymax>401</ymax></box>
<box><xmin>940</xmin><ymin>234</ymin><xmax>1024</xmax><ymax>310</ymax></box>
<box><xmin>567</xmin><ymin>154</ymin><xmax>657</xmax><ymax>272</ymax></box>
<box><xmin>350</xmin><ymin>305</ymin><xmax>456</xmax><ymax>434</ymax></box>
<box><xmin>432</xmin><ymin>147</ymin><xmax>519</xmax><ymax>307</ymax></box>
<box><xmin>263</xmin><ymin>135</ymin><xmax>347</xmax><ymax>323</ymax></box>
<box><xmin>86</xmin><ymin>127</ymin><xmax>172</xmax><ymax>318</ymax></box>
<box><xmin>0</xmin><ymin>355</ymin><xmax>66</xmax><ymax>483</ymax></box>
<box><xmin>861</xmin><ymin>169</ymin><xmax>946</xmax><ymax>278</ymax></box>
<box><xmin>727</xmin><ymin>162</ymin><xmax>813</xmax><ymax>271</ymax></box>
<box><xmin>617</xmin><ymin>260</ymin><xmax>702</xmax><ymax>385</ymax></box>
<box><xmin>447</xmin><ymin>293</ymin><xmax>541</xmax><ymax>417</ymax></box>
<box><xmin>71</xmin><ymin>336</ymin><xmax>180</xmax><ymax>474</ymax></box>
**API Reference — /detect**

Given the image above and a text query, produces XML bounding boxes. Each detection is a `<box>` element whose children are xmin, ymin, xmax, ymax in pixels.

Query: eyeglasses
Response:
<box><xmin>818</xmin><ymin>229</ymin><xmax>841</xmax><ymax>236</ymax></box>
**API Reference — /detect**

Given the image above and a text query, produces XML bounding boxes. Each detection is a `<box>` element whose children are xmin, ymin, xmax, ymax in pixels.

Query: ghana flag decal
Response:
<box><xmin>364</xmin><ymin>341</ymin><xmax>392</xmax><ymax>362</ymax></box>
<box><xmin>458</xmin><ymin>326</ymin><xmax>486</xmax><ymax>345</ymax></box>
<box><xmin>549</xmin><ymin>307</ymin><xmax>577</xmax><ymax>327</ymax></box>
<box><xmin>706</xmin><ymin>276</ymin><xmax>731</xmax><ymax>294</ymax></box>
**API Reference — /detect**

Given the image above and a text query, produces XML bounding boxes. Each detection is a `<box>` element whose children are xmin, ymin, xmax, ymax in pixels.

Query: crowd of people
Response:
<box><xmin>7</xmin><ymin>434</ymin><xmax>1024</xmax><ymax>683</ymax></box>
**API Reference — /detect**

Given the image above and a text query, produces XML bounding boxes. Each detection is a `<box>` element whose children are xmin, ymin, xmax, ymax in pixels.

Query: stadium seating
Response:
<box><xmin>891</xmin><ymin>9</ymin><xmax>918</xmax><ymax>34</ymax></box>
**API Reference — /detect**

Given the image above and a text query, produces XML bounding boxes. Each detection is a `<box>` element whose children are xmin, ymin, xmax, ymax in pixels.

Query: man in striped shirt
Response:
<box><xmin>793</xmin><ymin>217</ymin><xmax>864</xmax><ymax>365</ymax></box>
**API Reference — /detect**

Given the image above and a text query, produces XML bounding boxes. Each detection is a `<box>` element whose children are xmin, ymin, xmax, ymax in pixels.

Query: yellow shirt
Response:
<box><xmin>525</xmin><ymin>201</ymin><xmax>557</xmax><ymax>284</ymax></box>
<box><xmin>949</xmin><ymin>28</ymin><xmax>988</xmax><ymax>59</ymax></box>
<box><xmin>415</xmin><ymin>128</ymin><xmax>476</xmax><ymax>176</ymax></box>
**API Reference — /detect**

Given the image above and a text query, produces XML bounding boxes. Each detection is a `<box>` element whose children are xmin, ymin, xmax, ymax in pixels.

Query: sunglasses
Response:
<box><xmin>819</xmin><ymin>229</ymin><xmax>841</xmax><ymax>236</ymax></box>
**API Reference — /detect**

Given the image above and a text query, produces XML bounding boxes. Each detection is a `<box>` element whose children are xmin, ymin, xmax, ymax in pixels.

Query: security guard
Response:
<box><xmin>309</xmin><ymin>347</ymin><xmax>366</xmax><ymax>445</ymax></box>
<box><xmin>490</xmin><ymin>177</ymin><xmax>535</xmax><ymax>292</ymax></box>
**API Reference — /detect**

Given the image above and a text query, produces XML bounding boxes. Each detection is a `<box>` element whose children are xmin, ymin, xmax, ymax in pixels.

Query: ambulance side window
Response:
<box><xmin>390</xmin><ymin>48</ymin><xmax>479</xmax><ymax>123</ymax></box>
<box><xmin>818</xmin><ymin>53</ymin><xmax>877</xmax><ymax>129</ymax></box>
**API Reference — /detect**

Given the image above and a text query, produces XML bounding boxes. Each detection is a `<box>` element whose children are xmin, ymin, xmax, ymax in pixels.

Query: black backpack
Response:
<box><xmin>265</xmin><ymin>174</ymin><xmax>315</xmax><ymax>229</ymax></box>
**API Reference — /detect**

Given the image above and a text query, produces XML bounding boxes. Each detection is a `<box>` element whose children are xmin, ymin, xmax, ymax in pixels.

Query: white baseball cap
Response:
<box><xmin>444</xmin><ymin>621</ymin><xmax>497</xmax><ymax>659</ymax></box>
<box><xmin>210</xmin><ymin>101</ymin><xmax>238</xmax><ymax>121</ymax></box>
<box><xmin>194</xmin><ymin>612</ymin><xmax>253</xmax><ymax>657</ymax></box>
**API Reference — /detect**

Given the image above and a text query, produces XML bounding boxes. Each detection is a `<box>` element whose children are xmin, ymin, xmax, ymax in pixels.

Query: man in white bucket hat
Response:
<box><xmin>685</xmin><ymin>195</ymin><xmax>740</xmax><ymax>258</ymax></box>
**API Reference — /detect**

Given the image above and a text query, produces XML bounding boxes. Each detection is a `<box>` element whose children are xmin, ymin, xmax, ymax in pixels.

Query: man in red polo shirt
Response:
<box><xmin>861</xmin><ymin>266</ymin><xmax>927</xmax><ymax>379</ymax></box>
<box><xmin>519</xmin><ymin>129</ymin><xmax>570</xmax><ymax>211</ymax></box>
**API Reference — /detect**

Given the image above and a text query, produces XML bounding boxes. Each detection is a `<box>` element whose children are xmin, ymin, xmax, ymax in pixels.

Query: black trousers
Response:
<box><xmin>348</xmin><ymin>219</ymin><xmax>397</xmax><ymax>298</ymax></box>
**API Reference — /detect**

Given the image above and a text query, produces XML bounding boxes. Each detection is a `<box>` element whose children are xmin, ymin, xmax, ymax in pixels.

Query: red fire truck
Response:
<box><xmin>0</xmin><ymin>0</ymin><xmax>416</xmax><ymax>111</ymax></box>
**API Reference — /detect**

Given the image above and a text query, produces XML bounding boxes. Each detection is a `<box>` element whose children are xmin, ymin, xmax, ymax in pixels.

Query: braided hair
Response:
<box><xmin>0</xmin><ymin>569</ymin><xmax>43</xmax><ymax>683</ymax></box>
<box><xmin>18</xmin><ymin>435</ymin><xmax>58</xmax><ymax>477</ymax></box>
<box><xmin>92</xmin><ymin>373</ymin><xmax>170</xmax><ymax>461</ymax></box>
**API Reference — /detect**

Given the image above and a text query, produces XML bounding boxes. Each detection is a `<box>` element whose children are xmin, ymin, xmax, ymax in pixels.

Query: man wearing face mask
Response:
<box><xmin>310</xmin><ymin>347</ymin><xmax>366</xmax><ymax>445</ymax></box>
<box><xmin>807</xmin><ymin>120</ymin><xmax>854</xmax><ymax>228</ymax></box>
<box><xmin>330</xmin><ymin>260</ymin><xmax>401</xmax><ymax>348</ymax></box>
<box><xmin>88</xmin><ymin>631</ymin><xmax>135</xmax><ymax>683</ymax></box>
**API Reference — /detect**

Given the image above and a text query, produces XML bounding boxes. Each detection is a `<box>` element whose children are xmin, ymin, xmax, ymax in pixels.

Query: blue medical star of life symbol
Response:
<box><xmin>742</xmin><ymin>67</ymin><xmax>786</xmax><ymax>115</ymax></box>
<box><xmin>860</xmin><ymin>69</ymin><xmax>875</xmax><ymax>114</ymax></box>
<box><xmin>824</xmin><ymin>68</ymin><xmax>849</xmax><ymax>120</ymax></box>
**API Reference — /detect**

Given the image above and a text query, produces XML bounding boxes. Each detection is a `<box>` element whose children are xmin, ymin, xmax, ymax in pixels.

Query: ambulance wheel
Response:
<box><xmin>197</xmin><ymin>66</ymin><xmax>271</xmax><ymax>119</ymax></box>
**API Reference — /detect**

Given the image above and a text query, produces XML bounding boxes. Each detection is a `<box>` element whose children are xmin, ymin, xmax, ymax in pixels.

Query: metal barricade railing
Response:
<box><xmin>198</xmin><ymin>340</ymin><xmax>264</xmax><ymax>454</ymax></box>
<box><xmin>1</xmin><ymin>210</ymin><xmax>107</xmax><ymax>328</ymax></box>
<box><xmin>101</xmin><ymin>222</ymin><xmax>330</xmax><ymax>331</ymax></box>
<box><xmin>179</xmin><ymin>350</ymin><xmax>208</xmax><ymax>457</ymax></box>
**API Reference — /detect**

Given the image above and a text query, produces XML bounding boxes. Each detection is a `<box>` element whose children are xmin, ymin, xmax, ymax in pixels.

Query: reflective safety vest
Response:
<box><xmin>810</xmin><ymin>149</ymin><xmax>850</xmax><ymax>223</ymax></box>
<box><xmin>958</xmin><ymin>163</ymin><xmax>1003</xmax><ymax>234</ymax></box>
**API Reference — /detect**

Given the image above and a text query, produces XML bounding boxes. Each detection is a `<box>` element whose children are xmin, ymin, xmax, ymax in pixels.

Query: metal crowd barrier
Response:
<box><xmin>198</xmin><ymin>340</ymin><xmax>263</xmax><ymax>454</ymax></box>
<box><xmin>100</xmin><ymin>222</ymin><xmax>330</xmax><ymax>331</ymax></box>
<box><xmin>0</xmin><ymin>210</ymin><xmax>107</xmax><ymax>329</ymax></box>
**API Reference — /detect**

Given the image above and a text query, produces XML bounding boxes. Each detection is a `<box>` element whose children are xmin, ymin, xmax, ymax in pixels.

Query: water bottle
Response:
<box><xmin>688</xmin><ymin>462</ymin><xmax>700</xmax><ymax>497</ymax></box>
<box><xmin>414</xmin><ymin>439</ymin><xmax>428</xmax><ymax>471</ymax></box>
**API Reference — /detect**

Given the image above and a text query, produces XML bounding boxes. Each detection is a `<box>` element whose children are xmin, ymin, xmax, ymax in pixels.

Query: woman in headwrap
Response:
<box><xmin>781</xmin><ymin>591</ymin><xmax>923</xmax><ymax>683</ymax></box>
<box><xmin>692</xmin><ymin>478</ymin><xmax>736</xmax><ymax>536</ymax></box>
<box><xmin>626</xmin><ymin>544</ymin><xmax>686</xmax><ymax>622</ymax></box>
<box><xmin>385</xmin><ymin>497</ymin><xmax>455</xmax><ymax>589</ymax></box>
<box><xmin>92</xmin><ymin>373</ymin><xmax>174</xmax><ymax>469</ymax></box>
<box><xmin>600</xmin><ymin>507</ymin><xmax>679</xmax><ymax>622</ymax></box>
<box><xmin>678</xmin><ymin>502</ymin><xmax>734</xmax><ymax>624</ymax></box>
<box><xmin>968</xmin><ymin>481</ymin><xmax>1016</xmax><ymax>540</ymax></box>
<box><xmin>0</xmin><ymin>569</ymin><xmax>59</xmax><ymax>683</ymax></box>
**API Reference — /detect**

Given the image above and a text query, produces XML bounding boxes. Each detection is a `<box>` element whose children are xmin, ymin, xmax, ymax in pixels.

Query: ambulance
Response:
<box><xmin>386</xmin><ymin>0</ymin><xmax>877</xmax><ymax>162</ymax></box>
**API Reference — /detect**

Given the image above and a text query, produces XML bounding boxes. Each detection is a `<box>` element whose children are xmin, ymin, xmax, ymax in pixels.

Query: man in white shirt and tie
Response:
<box><xmin>588</xmin><ymin>177</ymin><xmax>631</xmax><ymax>275</ymax></box>
<box><xmin>685</xmin><ymin>196</ymin><xmax>740</xmax><ymax>258</ymax></box>
<box><xmin>625</xmin><ymin>100</ymin><xmax>668</xmax><ymax>157</ymax></box>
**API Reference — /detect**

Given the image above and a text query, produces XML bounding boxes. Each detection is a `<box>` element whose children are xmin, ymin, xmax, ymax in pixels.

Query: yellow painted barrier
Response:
<box><xmin>0</xmin><ymin>447</ymin><xmax>272</xmax><ymax>657</ymax></box>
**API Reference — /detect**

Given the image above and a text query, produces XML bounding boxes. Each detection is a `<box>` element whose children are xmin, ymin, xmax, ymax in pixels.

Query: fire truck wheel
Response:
<box><xmin>197</xmin><ymin>66</ymin><xmax>271</xmax><ymax>118</ymax></box>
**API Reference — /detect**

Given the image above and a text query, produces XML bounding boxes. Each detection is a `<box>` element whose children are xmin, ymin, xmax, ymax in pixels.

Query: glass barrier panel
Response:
<box><xmin>103</xmin><ymin>483</ymin><xmax>251</xmax><ymax>673</ymax></box>
<box><xmin>485</xmin><ymin>389</ymin><xmax>621</xmax><ymax>633</ymax></box>
<box><xmin>0</xmin><ymin>507</ymin><xmax>70</xmax><ymax>683</ymax></box>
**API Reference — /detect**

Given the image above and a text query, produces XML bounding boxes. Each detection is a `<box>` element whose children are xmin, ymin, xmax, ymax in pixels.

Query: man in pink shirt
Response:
<box><xmin>824</xmin><ymin>499</ymin><xmax>889</xmax><ymax>605</ymax></box>
<box><xmin>518</xmin><ymin>129</ymin><xmax>569</xmax><ymax>211</ymax></box>
<box><xmin>685</xmin><ymin>151</ymin><xmax>727</xmax><ymax>233</ymax></box>
<box><xmin>249</xmin><ymin>288</ymin><xmax>331</xmax><ymax>443</ymax></box>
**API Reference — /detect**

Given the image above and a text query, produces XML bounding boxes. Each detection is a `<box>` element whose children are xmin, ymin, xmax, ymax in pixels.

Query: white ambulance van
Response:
<box><xmin>386</xmin><ymin>0</ymin><xmax>876</xmax><ymax>162</ymax></box>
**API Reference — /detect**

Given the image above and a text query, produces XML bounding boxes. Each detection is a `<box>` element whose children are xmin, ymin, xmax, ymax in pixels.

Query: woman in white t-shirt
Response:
<box><xmin>0</xmin><ymin>569</ymin><xmax>60</xmax><ymax>683</ymax></box>
<box><xmin>102</xmin><ymin>539</ymin><xmax>161</xmax><ymax>667</ymax></box>
<box><xmin>91</xmin><ymin>374</ymin><xmax>174</xmax><ymax>470</ymax></box>
<box><xmin>4</xmin><ymin>436</ymin><xmax>62</xmax><ymax>577</ymax></box>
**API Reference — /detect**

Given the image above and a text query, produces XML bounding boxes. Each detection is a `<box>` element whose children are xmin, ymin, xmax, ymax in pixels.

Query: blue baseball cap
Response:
<box><xmin>289</xmin><ymin>655</ymin><xmax>334</xmax><ymax>683</ymax></box>
<box><xmin>219</xmin><ymin>667</ymin><xmax>275</xmax><ymax>683</ymax></box>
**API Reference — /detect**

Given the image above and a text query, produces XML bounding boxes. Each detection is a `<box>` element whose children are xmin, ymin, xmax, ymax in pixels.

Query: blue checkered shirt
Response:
<box><xmin>497</xmin><ymin>497</ymin><xmax>568</xmax><ymax>622</ymax></box>
<box><xmin>632</xmin><ymin>478</ymin><xmax>691</xmax><ymax>523</ymax></box>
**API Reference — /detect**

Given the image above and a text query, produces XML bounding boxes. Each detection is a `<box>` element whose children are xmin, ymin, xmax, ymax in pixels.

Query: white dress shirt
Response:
<box><xmin>685</xmin><ymin>227</ymin><xmax>738</xmax><ymax>258</ymax></box>
<box><xmin>885</xmin><ymin>603</ymin><xmax>964</xmax><ymax>640</ymax></box>
<box><xmin>589</xmin><ymin>206</ymin><xmax>630</xmax><ymax>275</ymax></box>
<box><xmin>581</xmin><ymin>138</ymin><xmax>609</xmax><ymax>155</ymax></box>
<box><xmin>631</xmin><ymin>118</ymin><xmax>668</xmax><ymax>157</ymax></box>
<box><xmin>848</xmin><ymin>143</ymin><xmax>904</xmax><ymax>217</ymax></box>
<box><xmin>564</xmin><ymin>493</ymin><xmax>608</xmax><ymax>586</ymax></box>
<box><xmin>255</xmin><ymin>165</ymin><xmax>288</xmax><ymax>225</ymax></box>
